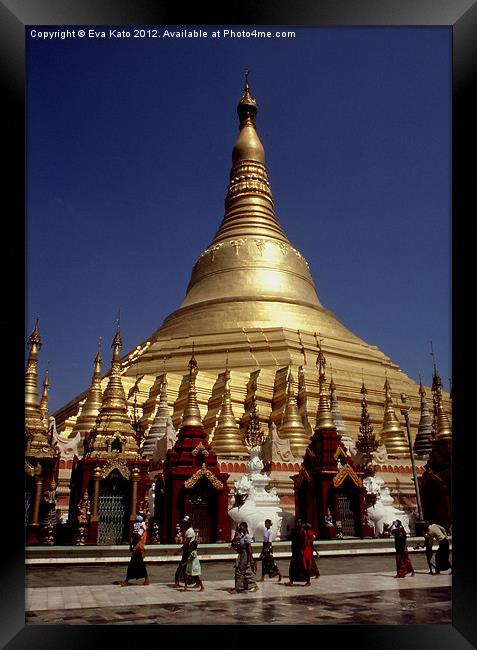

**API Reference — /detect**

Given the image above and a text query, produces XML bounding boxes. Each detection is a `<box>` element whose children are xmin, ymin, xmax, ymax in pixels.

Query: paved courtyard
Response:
<box><xmin>25</xmin><ymin>554</ymin><xmax>451</xmax><ymax>625</ymax></box>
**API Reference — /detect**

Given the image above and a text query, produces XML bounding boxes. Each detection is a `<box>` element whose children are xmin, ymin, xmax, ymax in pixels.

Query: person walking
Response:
<box><xmin>427</xmin><ymin>523</ymin><xmax>452</xmax><ymax>574</ymax></box>
<box><xmin>414</xmin><ymin>529</ymin><xmax>435</xmax><ymax>574</ymax></box>
<box><xmin>302</xmin><ymin>523</ymin><xmax>320</xmax><ymax>583</ymax></box>
<box><xmin>174</xmin><ymin>515</ymin><xmax>196</xmax><ymax>587</ymax></box>
<box><xmin>287</xmin><ymin>519</ymin><xmax>309</xmax><ymax>586</ymax></box>
<box><xmin>229</xmin><ymin>521</ymin><xmax>259</xmax><ymax>594</ymax></box>
<box><xmin>121</xmin><ymin>524</ymin><xmax>149</xmax><ymax>586</ymax></box>
<box><xmin>390</xmin><ymin>520</ymin><xmax>415</xmax><ymax>578</ymax></box>
<box><xmin>259</xmin><ymin>519</ymin><xmax>282</xmax><ymax>582</ymax></box>
<box><xmin>183</xmin><ymin>540</ymin><xmax>204</xmax><ymax>591</ymax></box>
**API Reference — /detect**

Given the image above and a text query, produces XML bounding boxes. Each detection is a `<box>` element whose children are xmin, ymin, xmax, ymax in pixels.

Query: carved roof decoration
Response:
<box><xmin>333</xmin><ymin>464</ymin><xmax>363</xmax><ymax>488</ymax></box>
<box><xmin>100</xmin><ymin>457</ymin><xmax>131</xmax><ymax>480</ymax></box>
<box><xmin>184</xmin><ymin>463</ymin><xmax>224</xmax><ymax>490</ymax></box>
<box><xmin>192</xmin><ymin>442</ymin><xmax>209</xmax><ymax>457</ymax></box>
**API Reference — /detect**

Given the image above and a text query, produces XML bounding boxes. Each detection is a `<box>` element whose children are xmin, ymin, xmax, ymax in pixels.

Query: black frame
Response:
<box><xmin>4</xmin><ymin>0</ymin><xmax>476</xmax><ymax>647</ymax></box>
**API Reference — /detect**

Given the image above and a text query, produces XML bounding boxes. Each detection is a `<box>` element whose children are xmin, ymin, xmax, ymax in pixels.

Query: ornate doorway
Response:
<box><xmin>97</xmin><ymin>470</ymin><xmax>129</xmax><ymax>545</ymax></box>
<box><xmin>337</xmin><ymin>492</ymin><xmax>356</xmax><ymax>537</ymax></box>
<box><xmin>189</xmin><ymin>480</ymin><xmax>214</xmax><ymax>543</ymax></box>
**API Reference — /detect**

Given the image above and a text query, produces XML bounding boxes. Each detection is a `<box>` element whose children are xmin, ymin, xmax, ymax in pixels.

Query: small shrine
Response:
<box><xmin>68</xmin><ymin>322</ymin><xmax>150</xmax><ymax>545</ymax></box>
<box><xmin>292</xmin><ymin>340</ymin><xmax>373</xmax><ymax>539</ymax></box>
<box><xmin>25</xmin><ymin>320</ymin><xmax>60</xmax><ymax>545</ymax></box>
<box><xmin>160</xmin><ymin>354</ymin><xmax>230</xmax><ymax>543</ymax></box>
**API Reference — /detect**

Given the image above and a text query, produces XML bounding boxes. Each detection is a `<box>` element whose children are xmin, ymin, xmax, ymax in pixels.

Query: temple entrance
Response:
<box><xmin>189</xmin><ymin>479</ymin><xmax>214</xmax><ymax>543</ymax></box>
<box><xmin>337</xmin><ymin>492</ymin><xmax>356</xmax><ymax>537</ymax></box>
<box><xmin>97</xmin><ymin>470</ymin><xmax>129</xmax><ymax>545</ymax></box>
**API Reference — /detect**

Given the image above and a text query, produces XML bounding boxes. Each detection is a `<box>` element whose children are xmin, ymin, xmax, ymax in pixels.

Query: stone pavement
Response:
<box><xmin>26</xmin><ymin>566</ymin><xmax>451</xmax><ymax>625</ymax></box>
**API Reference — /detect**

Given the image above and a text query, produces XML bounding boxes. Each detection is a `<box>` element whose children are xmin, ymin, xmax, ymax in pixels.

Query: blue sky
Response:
<box><xmin>26</xmin><ymin>26</ymin><xmax>451</xmax><ymax>413</ymax></box>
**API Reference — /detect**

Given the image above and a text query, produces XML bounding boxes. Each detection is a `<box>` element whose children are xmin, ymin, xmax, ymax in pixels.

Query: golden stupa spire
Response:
<box><xmin>25</xmin><ymin>319</ymin><xmax>56</xmax><ymax>457</ymax></box>
<box><xmin>40</xmin><ymin>369</ymin><xmax>50</xmax><ymax>430</ymax></box>
<box><xmin>204</xmin><ymin>72</ymin><xmax>288</xmax><ymax>247</ymax></box>
<box><xmin>413</xmin><ymin>376</ymin><xmax>433</xmax><ymax>458</ymax></box>
<box><xmin>181</xmin><ymin>350</ymin><xmax>203</xmax><ymax>427</ymax></box>
<box><xmin>315</xmin><ymin>336</ymin><xmax>335</xmax><ymax>430</ymax></box>
<box><xmin>25</xmin><ymin>318</ymin><xmax>47</xmax><ymax>434</ymax></box>
<box><xmin>72</xmin><ymin>339</ymin><xmax>104</xmax><ymax>437</ymax></box>
<box><xmin>278</xmin><ymin>367</ymin><xmax>308</xmax><ymax>457</ymax></box>
<box><xmin>380</xmin><ymin>375</ymin><xmax>408</xmax><ymax>457</ymax></box>
<box><xmin>211</xmin><ymin>360</ymin><xmax>249</xmax><ymax>456</ymax></box>
<box><xmin>431</xmin><ymin>363</ymin><xmax>452</xmax><ymax>441</ymax></box>
<box><xmin>86</xmin><ymin>321</ymin><xmax>140</xmax><ymax>458</ymax></box>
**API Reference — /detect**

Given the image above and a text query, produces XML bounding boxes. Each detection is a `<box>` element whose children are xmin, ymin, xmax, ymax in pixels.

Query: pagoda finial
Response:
<box><xmin>430</xmin><ymin>347</ymin><xmax>452</xmax><ymax>441</ymax></box>
<box><xmin>72</xmin><ymin>341</ymin><xmax>104</xmax><ymax>436</ymax></box>
<box><xmin>237</xmin><ymin>69</ymin><xmax>258</xmax><ymax>127</ymax></box>
<box><xmin>314</xmin><ymin>335</ymin><xmax>335</xmax><ymax>430</ymax></box>
<box><xmin>212</xmin><ymin>366</ymin><xmax>249</xmax><ymax>457</ymax></box>
<box><xmin>94</xmin><ymin>337</ymin><xmax>103</xmax><ymax>372</ymax></box>
<box><xmin>111</xmin><ymin>318</ymin><xmax>122</xmax><ymax>373</ymax></box>
<box><xmin>278</xmin><ymin>367</ymin><xmax>308</xmax><ymax>456</ymax></box>
<box><xmin>380</xmin><ymin>376</ymin><xmax>408</xmax><ymax>457</ymax></box>
<box><xmin>40</xmin><ymin>369</ymin><xmax>50</xmax><ymax>430</ymax></box>
<box><xmin>413</xmin><ymin>375</ymin><xmax>433</xmax><ymax>458</ymax></box>
<box><xmin>181</xmin><ymin>352</ymin><xmax>202</xmax><ymax>427</ymax></box>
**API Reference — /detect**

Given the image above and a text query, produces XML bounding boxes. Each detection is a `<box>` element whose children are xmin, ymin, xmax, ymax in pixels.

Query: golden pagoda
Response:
<box><xmin>211</xmin><ymin>366</ymin><xmax>249</xmax><ymax>457</ymax></box>
<box><xmin>54</xmin><ymin>75</ymin><xmax>451</xmax><ymax>514</ymax></box>
<box><xmin>380</xmin><ymin>376</ymin><xmax>408</xmax><ymax>458</ymax></box>
<box><xmin>84</xmin><ymin>322</ymin><xmax>140</xmax><ymax>460</ymax></box>
<box><xmin>25</xmin><ymin>319</ymin><xmax>59</xmax><ymax>544</ymax></box>
<box><xmin>71</xmin><ymin>341</ymin><xmax>103</xmax><ymax>441</ymax></box>
<box><xmin>25</xmin><ymin>320</ymin><xmax>56</xmax><ymax>460</ymax></box>
<box><xmin>278</xmin><ymin>367</ymin><xmax>309</xmax><ymax>458</ymax></box>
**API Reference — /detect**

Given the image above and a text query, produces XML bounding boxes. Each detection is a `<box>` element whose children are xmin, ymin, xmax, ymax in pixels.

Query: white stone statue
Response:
<box><xmin>372</xmin><ymin>444</ymin><xmax>390</xmax><ymax>464</ymax></box>
<box><xmin>261</xmin><ymin>422</ymin><xmax>297</xmax><ymax>464</ymax></box>
<box><xmin>49</xmin><ymin>417</ymin><xmax>81</xmax><ymax>459</ymax></box>
<box><xmin>152</xmin><ymin>416</ymin><xmax>177</xmax><ymax>463</ymax></box>
<box><xmin>363</xmin><ymin>475</ymin><xmax>410</xmax><ymax>536</ymax></box>
<box><xmin>228</xmin><ymin>445</ymin><xmax>294</xmax><ymax>541</ymax></box>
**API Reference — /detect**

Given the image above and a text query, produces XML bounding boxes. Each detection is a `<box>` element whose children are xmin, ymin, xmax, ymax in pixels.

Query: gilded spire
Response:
<box><xmin>432</xmin><ymin>366</ymin><xmax>452</xmax><ymax>441</ymax></box>
<box><xmin>72</xmin><ymin>340</ymin><xmax>103</xmax><ymax>436</ymax></box>
<box><xmin>141</xmin><ymin>373</ymin><xmax>172</xmax><ymax>458</ymax></box>
<box><xmin>25</xmin><ymin>318</ymin><xmax>43</xmax><ymax>418</ymax></box>
<box><xmin>40</xmin><ymin>370</ymin><xmax>50</xmax><ymax>431</ymax></box>
<box><xmin>25</xmin><ymin>319</ymin><xmax>55</xmax><ymax>457</ymax></box>
<box><xmin>380</xmin><ymin>376</ymin><xmax>408</xmax><ymax>458</ymax></box>
<box><xmin>315</xmin><ymin>338</ymin><xmax>335</xmax><ymax>430</ymax></box>
<box><xmin>329</xmin><ymin>367</ymin><xmax>354</xmax><ymax>455</ymax></box>
<box><xmin>25</xmin><ymin>318</ymin><xmax>47</xmax><ymax>434</ymax></box>
<box><xmin>206</xmin><ymin>75</ymin><xmax>290</xmax><ymax>246</ymax></box>
<box><xmin>243</xmin><ymin>394</ymin><xmax>266</xmax><ymax>448</ymax></box>
<box><xmin>356</xmin><ymin>381</ymin><xmax>378</xmax><ymax>475</ymax></box>
<box><xmin>211</xmin><ymin>368</ymin><xmax>249</xmax><ymax>457</ymax></box>
<box><xmin>181</xmin><ymin>353</ymin><xmax>203</xmax><ymax>427</ymax></box>
<box><xmin>86</xmin><ymin>322</ymin><xmax>140</xmax><ymax>459</ymax></box>
<box><xmin>278</xmin><ymin>367</ymin><xmax>308</xmax><ymax>457</ymax></box>
<box><xmin>413</xmin><ymin>378</ymin><xmax>433</xmax><ymax>458</ymax></box>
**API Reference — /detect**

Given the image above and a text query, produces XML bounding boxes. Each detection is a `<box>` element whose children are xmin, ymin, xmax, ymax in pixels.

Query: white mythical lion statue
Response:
<box><xmin>49</xmin><ymin>416</ymin><xmax>81</xmax><ymax>459</ymax></box>
<box><xmin>228</xmin><ymin>446</ymin><xmax>294</xmax><ymax>541</ymax></box>
<box><xmin>363</xmin><ymin>475</ymin><xmax>410</xmax><ymax>536</ymax></box>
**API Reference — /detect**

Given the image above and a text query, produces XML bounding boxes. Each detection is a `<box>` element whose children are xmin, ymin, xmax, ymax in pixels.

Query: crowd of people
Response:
<box><xmin>120</xmin><ymin>515</ymin><xmax>451</xmax><ymax>590</ymax></box>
